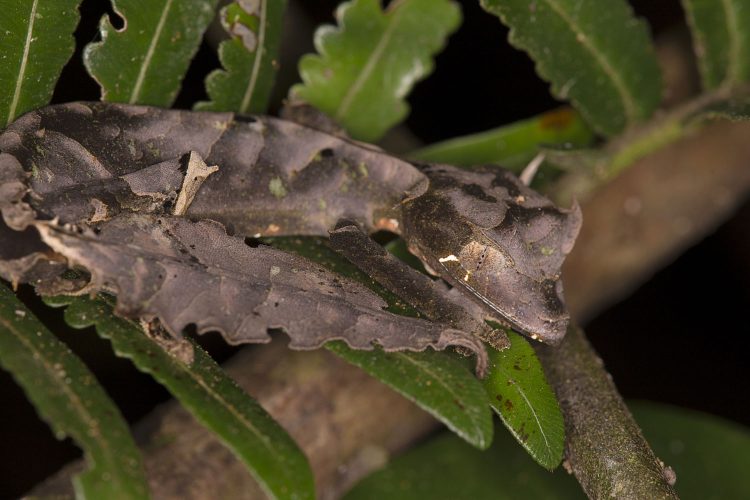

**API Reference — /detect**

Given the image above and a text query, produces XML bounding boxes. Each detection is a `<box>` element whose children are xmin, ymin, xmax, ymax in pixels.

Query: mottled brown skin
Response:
<box><xmin>0</xmin><ymin>102</ymin><xmax>580</xmax><ymax>347</ymax></box>
<box><xmin>400</xmin><ymin>165</ymin><xmax>581</xmax><ymax>344</ymax></box>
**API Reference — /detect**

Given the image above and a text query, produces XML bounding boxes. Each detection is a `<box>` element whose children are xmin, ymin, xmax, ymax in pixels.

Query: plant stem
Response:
<box><xmin>554</xmin><ymin>85</ymin><xmax>746</xmax><ymax>203</ymax></box>
<box><xmin>537</xmin><ymin>327</ymin><xmax>678</xmax><ymax>499</ymax></box>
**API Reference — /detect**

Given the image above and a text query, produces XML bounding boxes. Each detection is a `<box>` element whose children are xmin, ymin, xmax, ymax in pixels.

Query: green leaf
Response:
<box><xmin>327</xmin><ymin>343</ymin><xmax>493</xmax><ymax>449</ymax></box>
<box><xmin>632</xmin><ymin>401</ymin><xmax>750</xmax><ymax>500</ymax></box>
<box><xmin>84</xmin><ymin>0</ymin><xmax>219</xmax><ymax>106</ymax></box>
<box><xmin>480</xmin><ymin>0</ymin><xmax>662</xmax><ymax>137</ymax></box>
<box><xmin>347</xmin><ymin>401</ymin><xmax>750</xmax><ymax>500</ymax></box>
<box><xmin>0</xmin><ymin>285</ymin><xmax>149</xmax><ymax>499</ymax></box>
<box><xmin>51</xmin><ymin>295</ymin><xmax>314</xmax><ymax>500</ymax></box>
<box><xmin>410</xmin><ymin>107</ymin><xmax>594</xmax><ymax>170</ymax></box>
<box><xmin>0</xmin><ymin>0</ymin><xmax>80</xmax><ymax>126</ymax></box>
<box><xmin>269</xmin><ymin>237</ymin><xmax>493</xmax><ymax>449</ymax></box>
<box><xmin>195</xmin><ymin>0</ymin><xmax>287</xmax><ymax>113</ymax></box>
<box><xmin>344</xmin><ymin>424</ymin><xmax>583</xmax><ymax>500</ymax></box>
<box><xmin>482</xmin><ymin>331</ymin><xmax>564</xmax><ymax>470</ymax></box>
<box><xmin>682</xmin><ymin>0</ymin><xmax>750</xmax><ymax>89</ymax></box>
<box><xmin>292</xmin><ymin>0</ymin><xmax>461</xmax><ymax>142</ymax></box>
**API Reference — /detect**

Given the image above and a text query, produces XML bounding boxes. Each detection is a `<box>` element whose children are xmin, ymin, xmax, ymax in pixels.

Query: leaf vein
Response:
<box><xmin>148</xmin><ymin>333</ymin><xmax>285</xmax><ymax>464</ymax></box>
<box><xmin>240</xmin><ymin>0</ymin><xmax>268</xmax><ymax>113</ymax></box>
<box><xmin>334</xmin><ymin>6</ymin><xmax>403</xmax><ymax>120</ymax></box>
<box><xmin>510</xmin><ymin>378</ymin><xmax>551</xmax><ymax>455</ymax></box>
<box><xmin>543</xmin><ymin>0</ymin><xmax>638</xmax><ymax>123</ymax></box>
<box><xmin>393</xmin><ymin>352</ymin><xmax>480</xmax><ymax>437</ymax></box>
<box><xmin>7</xmin><ymin>0</ymin><xmax>38</xmax><ymax>125</ymax></box>
<box><xmin>130</xmin><ymin>0</ymin><xmax>174</xmax><ymax>104</ymax></box>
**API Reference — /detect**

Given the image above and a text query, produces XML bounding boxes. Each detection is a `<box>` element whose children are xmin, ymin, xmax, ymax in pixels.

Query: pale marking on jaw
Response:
<box><xmin>438</xmin><ymin>254</ymin><xmax>459</xmax><ymax>263</ymax></box>
<box><xmin>437</xmin><ymin>254</ymin><xmax>472</xmax><ymax>281</ymax></box>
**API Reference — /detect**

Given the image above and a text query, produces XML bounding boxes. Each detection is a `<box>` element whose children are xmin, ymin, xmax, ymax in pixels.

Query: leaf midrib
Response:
<box><xmin>334</xmin><ymin>4</ymin><xmax>404</xmax><ymax>120</ymax></box>
<box><xmin>0</xmin><ymin>312</ymin><xmax>129</xmax><ymax>485</ymax></box>
<box><xmin>7</xmin><ymin>0</ymin><xmax>38</xmax><ymax>125</ymax></box>
<box><xmin>508</xmin><ymin>377</ymin><xmax>553</xmax><ymax>462</ymax></box>
<box><xmin>130</xmin><ymin>0</ymin><xmax>174</xmax><ymax>104</ymax></box>
<box><xmin>239</xmin><ymin>0</ymin><xmax>268</xmax><ymax>113</ymax></box>
<box><xmin>542</xmin><ymin>0</ymin><xmax>639</xmax><ymax>123</ymax></box>
<box><xmin>394</xmin><ymin>351</ymin><xmax>484</xmax><ymax>443</ymax></box>
<box><xmin>107</xmin><ymin>317</ymin><xmax>299</xmax><ymax>495</ymax></box>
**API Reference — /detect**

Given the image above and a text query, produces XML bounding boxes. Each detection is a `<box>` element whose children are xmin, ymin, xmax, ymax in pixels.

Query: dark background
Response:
<box><xmin>2</xmin><ymin>0</ymin><xmax>748</xmax><ymax>497</ymax></box>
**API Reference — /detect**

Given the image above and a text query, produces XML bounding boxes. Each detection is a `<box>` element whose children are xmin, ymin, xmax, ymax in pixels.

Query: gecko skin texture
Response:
<box><xmin>0</xmin><ymin>102</ymin><xmax>581</xmax><ymax>349</ymax></box>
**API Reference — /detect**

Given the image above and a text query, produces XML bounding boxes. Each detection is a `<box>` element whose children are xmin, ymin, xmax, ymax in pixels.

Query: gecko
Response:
<box><xmin>0</xmin><ymin>102</ymin><xmax>581</xmax><ymax>371</ymax></box>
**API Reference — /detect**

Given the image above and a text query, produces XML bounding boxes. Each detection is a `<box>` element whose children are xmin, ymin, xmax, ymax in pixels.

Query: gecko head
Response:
<box><xmin>401</xmin><ymin>165</ymin><xmax>582</xmax><ymax>344</ymax></box>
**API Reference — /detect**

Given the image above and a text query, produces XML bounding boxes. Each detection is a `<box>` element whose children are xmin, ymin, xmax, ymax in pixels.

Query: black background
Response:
<box><xmin>1</xmin><ymin>0</ymin><xmax>748</xmax><ymax>497</ymax></box>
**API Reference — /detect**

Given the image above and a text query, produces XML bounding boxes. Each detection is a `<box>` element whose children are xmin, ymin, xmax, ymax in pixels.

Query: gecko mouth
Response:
<box><xmin>437</xmin><ymin>259</ymin><xmax>569</xmax><ymax>344</ymax></box>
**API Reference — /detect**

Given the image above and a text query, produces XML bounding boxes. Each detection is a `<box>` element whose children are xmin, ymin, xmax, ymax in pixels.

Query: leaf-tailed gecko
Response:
<box><xmin>0</xmin><ymin>102</ymin><xmax>581</xmax><ymax>372</ymax></box>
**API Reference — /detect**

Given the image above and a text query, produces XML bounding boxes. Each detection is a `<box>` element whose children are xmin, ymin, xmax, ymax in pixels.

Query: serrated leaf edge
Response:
<box><xmin>543</xmin><ymin>0</ymin><xmax>638</xmax><ymax>122</ymax></box>
<box><xmin>0</xmin><ymin>313</ymin><xmax>101</xmax><ymax>443</ymax></box>
<box><xmin>70</xmin><ymin>300</ymin><xmax>301</xmax><ymax>499</ymax></box>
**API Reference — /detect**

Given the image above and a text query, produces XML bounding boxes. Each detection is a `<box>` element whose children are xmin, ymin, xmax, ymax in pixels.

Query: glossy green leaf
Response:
<box><xmin>410</xmin><ymin>107</ymin><xmax>594</xmax><ymax>170</ymax></box>
<box><xmin>327</xmin><ymin>343</ymin><xmax>493</xmax><ymax>449</ymax></box>
<box><xmin>84</xmin><ymin>0</ymin><xmax>219</xmax><ymax>106</ymax></box>
<box><xmin>0</xmin><ymin>0</ymin><xmax>80</xmax><ymax>126</ymax></box>
<box><xmin>480</xmin><ymin>0</ymin><xmax>661</xmax><ymax>137</ymax></box>
<box><xmin>50</xmin><ymin>295</ymin><xmax>314</xmax><ymax>500</ymax></box>
<box><xmin>292</xmin><ymin>0</ymin><xmax>461</xmax><ymax>142</ymax></box>
<box><xmin>0</xmin><ymin>285</ymin><xmax>149</xmax><ymax>499</ymax></box>
<box><xmin>682</xmin><ymin>0</ymin><xmax>750</xmax><ymax>89</ymax></box>
<box><xmin>344</xmin><ymin>424</ymin><xmax>582</xmax><ymax>500</ymax></box>
<box><xmin>195</xmin><ymin>0</ymin><xmax>287</xmax><ymax>113</ymax></box>
<box><xmin>269</xmin><ymin>237</ymin><xmax>494</xmax><ymax>449</ymax></box>
<box><xmin>346</xmin><ymin>401</ymin><xmax>750</xmax><ymax>499</ymax></box>
<box><xmin>483</xmin><ymin>331</ymin><xmax>564</xmax><ymax>470</ymax></box>
<box><xmin>632</xmin><ymin>401</ymin><xmax>750</xmax><ymax>500</ymax></box>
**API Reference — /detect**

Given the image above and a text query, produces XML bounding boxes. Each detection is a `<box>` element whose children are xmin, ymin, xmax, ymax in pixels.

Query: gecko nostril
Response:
<box><xmin>475</xmin><ymin>246</ymin><xmax>488</xmax><ymax>272</ymax></box>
